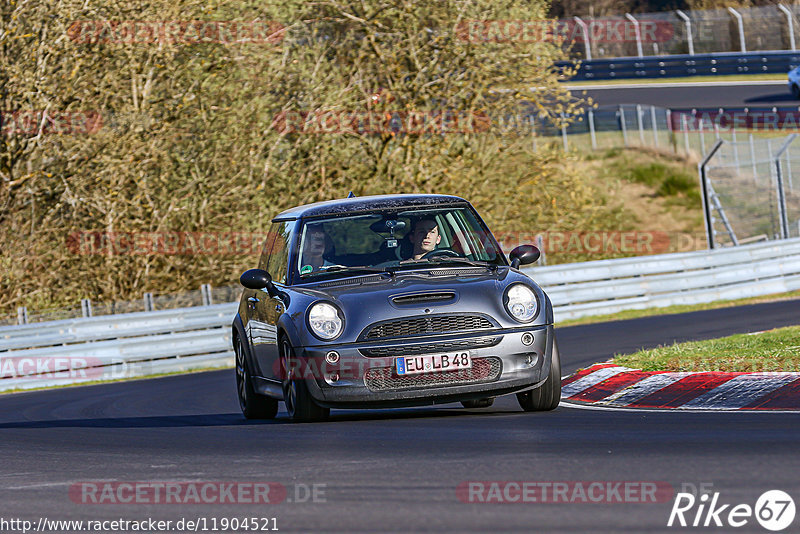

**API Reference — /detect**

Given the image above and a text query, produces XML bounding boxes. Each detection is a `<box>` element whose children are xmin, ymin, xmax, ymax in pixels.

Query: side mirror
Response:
<box><xmin>509</xmin><ymin>245</ymin><xmax>540</xmax><ymax>269</ymax></box>
<box><xmin>240</xmin><ymin>269</ymin><xmax>273</xmax><ymax>290</ymax></box>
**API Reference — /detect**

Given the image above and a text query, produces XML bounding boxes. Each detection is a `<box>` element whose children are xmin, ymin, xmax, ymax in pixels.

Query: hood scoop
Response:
<box><xmin>391</xmin><ymin>291</ymin><xmax>457</xmax><ymax>306</ymax></box>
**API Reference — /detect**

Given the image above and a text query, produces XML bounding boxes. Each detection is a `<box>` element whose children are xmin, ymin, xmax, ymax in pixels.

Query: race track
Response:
<box><xmin>569</xmin><ymin>80</ymin><xmax>797</xmax><ymax>108</ymax></box>
<box><xmin>2</xmin><ymin>299</ymin><xmax>799</xmax><ymax>532</ymax></box>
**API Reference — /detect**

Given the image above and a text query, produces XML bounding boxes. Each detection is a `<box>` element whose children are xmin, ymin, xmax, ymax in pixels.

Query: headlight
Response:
<box><xmin>504</xmin><ymin>284</ymin><xmax>538</xmax><ymax>322</ymax></box>
<box><xmin>308</xmin><ymin>302</ymin><xmax>344</xmax><ymax>340</ymax></box>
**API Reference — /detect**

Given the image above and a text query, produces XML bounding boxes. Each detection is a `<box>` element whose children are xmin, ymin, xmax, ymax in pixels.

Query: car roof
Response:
<box><xmin>273</xmin><ymin>194</ymin><xmax>470</xmax><ymax>221</ymax></box>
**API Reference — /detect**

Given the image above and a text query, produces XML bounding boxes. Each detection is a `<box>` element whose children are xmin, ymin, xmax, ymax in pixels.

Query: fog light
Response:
<box><xmin>521</xmin><ymin>332</ymin><xmax>534</xmax><ymax>346</ymax></box>
<box><xmin>325</xmin><ymin>350</ymin><xmax>340</xmax><ymax>364</ymax></box>
<box><xmin>330</xmin><ymin>373</ymin><xmax>339</xmax><ymax>383</ymax></box>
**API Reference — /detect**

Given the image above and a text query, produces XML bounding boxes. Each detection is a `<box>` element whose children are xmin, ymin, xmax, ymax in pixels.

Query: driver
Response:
<box><xmin>410</xmin><ymin>218</ymin><xmax>441</xmax><ymax>260</ymax></box>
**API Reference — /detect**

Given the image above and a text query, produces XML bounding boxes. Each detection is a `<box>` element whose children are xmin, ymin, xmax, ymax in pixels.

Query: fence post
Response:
<box><xmin>619</xmin><ymin>105</ymin><xmax>628</xmax><ymax>146</ymax></box>
<box><xmin>728</xmin><ymin>7</ymin><xmax>747</xmax><ymax>53</ymax></box>
<box><xmin>625</xmin><ymin>13</ymin><xmax>644</xmax><ymax>58</ymax></box>
<box><xmin>667</xmin><ymin>109</ymin><xmax>676</xmax><ymax>152</ymax></box>
<box><xmin>17</xmin><ymin>306</ymin><xmax>28</xmax><ymax>325</ymax></box>
<box><xmin>636</xmin><ymin>104</ymin><xmax>645</xmax><ymax>145</ymax></box>
<box><xmin>81</xmin><ymin>298</ymin><xmax>93</xmax><ymax>318</ymax></box>
<box><xmin>560</xmin><ymin>112</ymin><xmax>568</xmax><ymax>151</ymax></box>
<box><xmin>699</xmin><ymin>117</ymin><xmax>706</xmax><ymax>155</ymax></box>
<box><xmin>535</xmin><ymin>234</ymin><xmax>546</xmax><ymax>266</ymax></box>
<box><xmin>530</xmin><ymin>116</ymin><xmax>537</xmax><ymax>152</ymax></box>
<box><xmin>201</xmin><ymin>284</ymin><xmax>213</xmax><ymax>306</ymax></box>
<box><xmin>650</xmin><ymin>105</ymin><xmax>659</xmax><ymax>147</ymax></box>
<box><xmin>774</xmin><ymin>134</ymin><xmax>796</xmax><ymax>239</ymax></box>
<box><xmin>731</xmin><ymin>129</ymin><xmax>740</xmax><ymax>169</ymax></box>
<box><xmin>698</xmin><ymin>140</ymin><xmax>724</xmax><ymax>249</ymax></box>
<box><xmin>144</xmin><ymin>292</ymin><xmax>154</xmax><ymax>312</ymax></box>
<box><xmin>778</xmin><ymin>4</ymin><xmax>796</xmax><ymax>51</ymax></box>
<box><xmin>573</xmin><ymin>16</ymin><xmax>592</xmax><ymax>60</ymax></box>
<box><xmin>588</xmin><ymin>109</ymin><xmax>597</xmax><ymax>150</ymax></box>
<box><xmin>785</xmin><ymin>150</ymin><xmax>793</xmax><ymax>192</ymax></box>
<box><xmin>749</xmin><ymin>133</ymin><xmax>758</xmax><ymax>183</ymax></box>
<box><xmin>682</xmin><ymin>114</ymin><xmax>690</xmax><ymax>155</ymax></box>
<box><xmin>676</xmin><ymin>10</ymin><xmax>695</xmax><ymax>56</ymax></box>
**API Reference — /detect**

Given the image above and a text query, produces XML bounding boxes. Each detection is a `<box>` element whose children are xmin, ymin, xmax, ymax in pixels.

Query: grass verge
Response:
<box><xmin>611</xmin><ymin>324</ymin><xmax>800</xmax><ymax>372</ymax></box>
<box><xmin>558</xmin><ymin>289</ymin><xmax>800</xmax><ymax>327</ymax></box>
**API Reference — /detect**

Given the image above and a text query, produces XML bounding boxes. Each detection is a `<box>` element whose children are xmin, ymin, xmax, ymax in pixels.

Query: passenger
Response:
<box><xmin>409</xmin><ymin>218</ymin><xmax>442</xmax><ymax>260</ymax></box>
<box><xmin>300</xmin><ymin>225</ymin><xmax>335</xmax><ymax>273</ymax></box>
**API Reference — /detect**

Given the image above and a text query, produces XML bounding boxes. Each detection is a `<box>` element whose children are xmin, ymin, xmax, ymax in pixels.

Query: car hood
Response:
<box><xmin>290</xmin><ymin>267</ymin><xmax>548</xmax><ymax>343</ymax></box>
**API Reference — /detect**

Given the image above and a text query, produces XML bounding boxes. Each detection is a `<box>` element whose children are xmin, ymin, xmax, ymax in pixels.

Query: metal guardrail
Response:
<box><xmin>558</xmin><ymin>51</ymin><xmax>800</xmax><ymax>80</ymax></box>
<box><xmin>525</xmin><ymin>238</ymin><xmax>800</xmax><ymax>320</ymax></box>
<box><xmin>1</xmin><ymin>239</ymin><xmax>799</xmax><ymax>392</ymax></box>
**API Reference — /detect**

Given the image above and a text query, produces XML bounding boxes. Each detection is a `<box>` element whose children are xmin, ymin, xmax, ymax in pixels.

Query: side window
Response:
<box><xmin>257</xmin><ymin>229</ymin><xmax>278</xmax><ymax>271</ymax></box>
<box><xmin>265</xmin><ymin>221</ymin><xmax>294</xmax><ymax>285</ymax></box>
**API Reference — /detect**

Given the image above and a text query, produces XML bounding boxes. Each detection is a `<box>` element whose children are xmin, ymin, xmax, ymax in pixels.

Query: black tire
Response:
<box><xmin>235</xmin><ymin>335</ymin><xmax>278</xmax><ymax>419</ymax></box>
<box><xmin>280</xmin><ymin>337</ymin><xmax>330</xmax><ymax>423</ymax></box>
<box><xmin>793</xmin><ymin>84</ymin><xmax>800</xmax><ymax>99</ymax></box>
<box><xmin>461</xmin><ymin>398</ymin><xmax>495</xmax><ymax>409</ymax></box>
<box><xmin>517</xmin><ymin>336</ymin><xmax>561</xmax><ymax>412</ymax></box>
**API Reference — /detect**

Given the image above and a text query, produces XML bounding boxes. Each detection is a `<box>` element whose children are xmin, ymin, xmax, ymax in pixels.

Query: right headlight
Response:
<box><xmin>503</xmin><ymin>284</ymin><xmax>538</xmax><ymax>323</ymax></box>
<box><xmin>307</xmin><ymin>302</ymin><xmax>344</xmax><ymax>340</ymax></box>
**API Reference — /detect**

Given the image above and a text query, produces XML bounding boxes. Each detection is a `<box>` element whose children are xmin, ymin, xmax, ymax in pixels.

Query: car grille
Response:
<box><xmin>364</xmin><ymin>357</ymin><xmax>502</xmax><ymax>392</ymax></box>
<box><xmin>358</xmin><ymin>336</ymin><xmax>501</xmax><ymax>357</ymax></box>
<box><xmin>362</xmin><ymin>314</ymin><xmax>495</xmax><ymax>340</ymax></box>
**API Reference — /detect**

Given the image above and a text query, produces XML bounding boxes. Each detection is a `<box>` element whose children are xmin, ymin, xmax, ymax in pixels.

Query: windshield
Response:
<box><xmin>295</xmin><ymin>206</ymin><xmax>505</xmax><ymax>279</ymax></box>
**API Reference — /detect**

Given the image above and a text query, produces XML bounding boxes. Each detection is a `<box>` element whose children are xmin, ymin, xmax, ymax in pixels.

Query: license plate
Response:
<box><xmin>395</xmin><ymin>352</ymin><xmax>472</xmax><ymax>376</ymax></box>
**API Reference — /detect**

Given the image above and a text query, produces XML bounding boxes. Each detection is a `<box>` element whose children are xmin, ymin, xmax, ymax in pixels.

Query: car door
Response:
<box><xmin>252</xmin><ymin>221</ymin><xmax>294</xmax><ymax>380</ymax></box>
<box><xmin>243</xmin><ymin>230</ymin><xmax>276</xmax><ymax>374</ymax></box>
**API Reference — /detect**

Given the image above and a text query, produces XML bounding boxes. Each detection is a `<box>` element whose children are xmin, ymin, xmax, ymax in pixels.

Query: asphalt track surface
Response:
<box><xmin>2</xmin><ymin>299</ymin><xmax>800</xmax><ymax>533</ymax></box>
<box><xmin>570</xmin><ymin>80</ymin><xmax>798</xmax><ymax>108</ymax></box>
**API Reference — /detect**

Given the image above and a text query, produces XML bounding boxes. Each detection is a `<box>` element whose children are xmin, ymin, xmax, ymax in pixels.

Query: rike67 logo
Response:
<box><xmin>668</xmin><ymin>487</ymin><xmax>795</xmax><ymax>531</ymax></box>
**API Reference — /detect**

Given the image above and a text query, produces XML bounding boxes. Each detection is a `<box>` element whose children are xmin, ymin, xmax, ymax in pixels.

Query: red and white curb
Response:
<box><xmin>561</xmin><ymin>363</ymin><xmax>800</xmax><ymax>410</ymax></box>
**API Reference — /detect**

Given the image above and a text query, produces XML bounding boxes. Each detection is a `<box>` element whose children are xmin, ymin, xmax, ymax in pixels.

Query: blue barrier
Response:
<box><xmin>558</xmin><ymin>50</ymin><xmax>800</xmax><ymax>80</ymax></box>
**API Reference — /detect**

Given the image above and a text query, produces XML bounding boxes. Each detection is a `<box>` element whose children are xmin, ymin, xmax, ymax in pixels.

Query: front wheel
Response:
<box><xmin>280</xmin><ymin>337</ymin><xmax>330</xmax><ymax>423</ymax></box>
<box><xmin>235</xmin><ymin>336</ymin><xmax>278</xmax><ymax>419</ymax></box>
<box><xmin>517</xmin><ymin>336</ymin><xmax>561</xmax><ymax>412</ymax></box>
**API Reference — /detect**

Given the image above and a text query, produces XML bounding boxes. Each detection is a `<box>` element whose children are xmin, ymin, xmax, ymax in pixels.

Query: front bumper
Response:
<box><xmin>294</xmin><ymin>324</ymin><xmax>554</xmax><ymax>408</ymax></box>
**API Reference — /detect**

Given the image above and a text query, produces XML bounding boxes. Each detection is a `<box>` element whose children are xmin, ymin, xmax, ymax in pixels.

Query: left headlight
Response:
<box><xmin>504</xmin><ymin>284</ymin><xmax>538</xmax><ymax>323</ymax></box>
<box><xmin>307</xmin><ymin>302</ymin><xmax>344</xmax><ymax>340</ymax></box>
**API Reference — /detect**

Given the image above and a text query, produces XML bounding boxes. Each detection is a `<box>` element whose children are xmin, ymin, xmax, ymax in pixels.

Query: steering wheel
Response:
<box><xmin>421</xmin><ymin>249</ymin><xmax>462</xmax><ymax>259</ymax></box>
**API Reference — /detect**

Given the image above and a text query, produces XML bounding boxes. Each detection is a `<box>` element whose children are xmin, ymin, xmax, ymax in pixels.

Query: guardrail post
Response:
<box><xmin>81</xmin><ymin>299</ymin><xmax>93</xmax><ymax>318</ymax></box>
<box><xmin>778</xmin><ymin>4</ymin><xmax>796</xmax><ymax>51</ymax></box>
<box><xmin>625</xmin><ymin>13</ymin><xmax>644</xmax><ymax>58</ymax></box>
<box><xmin>573</xmin><ymin>16</ymin><xmax>592</xmax><ymax>60</ymax></box>
<box><xmin>774</xmin><ymin>134</ymin><xmax>796</xmax><ymax>239</ymax></box>
<box><xmin>699</xmin><ymin>140</ymin><xmax>724</xmax><ymax>249</ymax></box>
<box><xmin>636</xmin><ymin>104</ymin><xmax>645</xmax><ymax>145</ymax></box>
<box><xmin>650</xmin><ymin>106</ymin><xmax>659</xmax><ymax>147</ymax></box>
<box><xmin>144</xmin><ymin>292</ymin><xmax>154</xmax><ymax>312</ymax></box>
<box><xmin>619</xmin><ymin>106</ymin><xmax>628</xmax><ymax>146</ymax></box>
<box><xmin>560</xmin><ymin>112</ymin><xmax>568</xmax><ymax>151</ymax></box>
<box><xmin>728</xmin><ymin>7</ymin><xmax>747</xmax><ymax>53</ymax></box>
<box><xmin>676</xmin><ymin>10</ymin><xmax>695</xmax><ymax>56</ymax></box>
<box><xmin>588</xmin><ymin>109</ymin><xmax>597</xmax><ymax>149</ymax></box>
<box><xmin>17</xmin><ymin>306</ymin><xmax>28</xmax><ymax>325</ymax></box>
<box><xmin>201</xmin><ymin>284</ymin><xmax>213</xmax><ymax>306</ymax></box>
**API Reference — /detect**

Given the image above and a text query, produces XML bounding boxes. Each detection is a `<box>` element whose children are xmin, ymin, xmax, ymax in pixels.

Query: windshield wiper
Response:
<box><xmin>394</xmin><ymin>257</ymin><xmax>496</xmax><ymax>269</ymax></box>
<box><xmin>314</xmin><ymin>265</ymin><xmax>394</xmax><ymax>276</ymax></box>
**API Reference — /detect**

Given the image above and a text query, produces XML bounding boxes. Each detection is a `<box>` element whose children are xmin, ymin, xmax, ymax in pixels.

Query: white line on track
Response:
<box><xmin>564</xmin><ymin>80</ymin><xmax>788</xmax><ymax>90</ymax></box>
